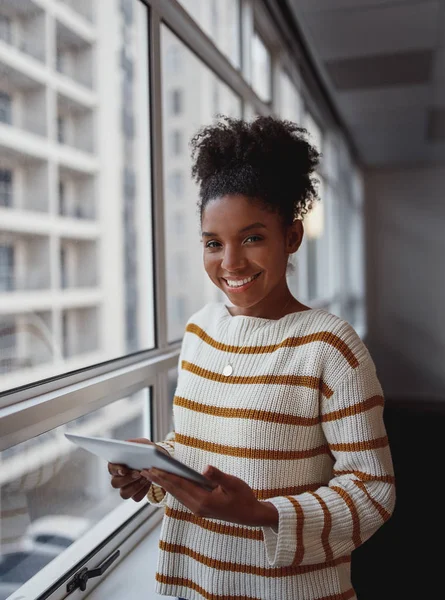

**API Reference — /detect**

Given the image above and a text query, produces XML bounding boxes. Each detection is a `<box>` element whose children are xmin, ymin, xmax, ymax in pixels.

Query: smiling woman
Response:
<box><xmin>118</xmin><ymin>115</ymin><xmax>397</xmax><ymax>600</ymax></box>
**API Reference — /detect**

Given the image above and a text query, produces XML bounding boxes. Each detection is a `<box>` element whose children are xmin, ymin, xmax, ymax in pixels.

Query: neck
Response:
<box><xmin>227</xmin><ymin>285</ymin><xmax>307</xmax><ymax>320</ymax></box>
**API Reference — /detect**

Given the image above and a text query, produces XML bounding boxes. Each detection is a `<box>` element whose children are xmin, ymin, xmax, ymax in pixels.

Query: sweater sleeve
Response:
<box><xmin>261</xmin><ymin>355</ymin><xmax>396</xmax><ymax>567</ymax></box>
<box><xmin>146</xmin><ymin>430</ymin><xmax>175</xmax><ymax>506</ymax></box>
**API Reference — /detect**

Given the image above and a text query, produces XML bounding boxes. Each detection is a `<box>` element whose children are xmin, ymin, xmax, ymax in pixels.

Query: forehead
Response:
<box><xmin>201</xmin><ymin>195</ymin><xmax>280</xmax><ymax>231</ymax></box>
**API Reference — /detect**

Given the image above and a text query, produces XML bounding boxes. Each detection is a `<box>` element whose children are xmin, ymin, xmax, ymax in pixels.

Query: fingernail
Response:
<box><xmin>118</xmin><ymin>469</ymin><xmax>125</xmax><ymax>476</ymax></box>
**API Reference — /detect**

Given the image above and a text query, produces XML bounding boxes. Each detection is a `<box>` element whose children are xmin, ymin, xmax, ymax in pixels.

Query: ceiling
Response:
<box><xmin>287</xmin><ymin>0</ymin><xmax>445</xmax><ymax>167</ymax></box>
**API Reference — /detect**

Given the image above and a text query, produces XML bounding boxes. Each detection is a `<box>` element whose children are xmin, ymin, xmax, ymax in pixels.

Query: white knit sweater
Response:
<box><xmin>147</xmin><ymin>303</ymin><xmax>396</xmax><ymax>600</ymax></box>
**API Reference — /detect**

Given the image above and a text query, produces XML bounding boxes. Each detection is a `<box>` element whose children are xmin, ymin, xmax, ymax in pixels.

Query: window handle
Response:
<box><xmin>66</xmin><ymin>550</ymin><xmax>120</xmax><ymax>593</ymax></box>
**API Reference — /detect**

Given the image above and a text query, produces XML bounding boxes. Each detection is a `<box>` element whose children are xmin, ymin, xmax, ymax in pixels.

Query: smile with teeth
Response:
<box><xmin>223</xmin><ymin>272</ymin><xmax>261</xmax><ymax>288</ymax></box>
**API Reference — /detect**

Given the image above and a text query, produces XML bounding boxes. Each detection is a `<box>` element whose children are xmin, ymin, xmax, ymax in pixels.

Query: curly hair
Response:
<box><xmin>190</xmin><ymin>115</ymin><xmax>321</xmax><ymax>226</ymax></box>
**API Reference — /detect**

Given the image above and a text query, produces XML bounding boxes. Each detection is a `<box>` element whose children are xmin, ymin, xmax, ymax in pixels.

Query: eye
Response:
<box><xmin>205</xmin><ymin>240</ymin><xmax>221</xmax><ymax>248</ymax></box>
<box><xmin>244</xmin><ymin>235</ymin><xmax>262</xmax><ymax>243</ymax></box>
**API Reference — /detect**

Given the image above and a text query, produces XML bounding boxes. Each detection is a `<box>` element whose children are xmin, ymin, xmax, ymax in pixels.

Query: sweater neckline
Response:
<box><xmin>220</xmin><ymin>303</ymin><xmax>316</xmax><ymax>324</ymax></box>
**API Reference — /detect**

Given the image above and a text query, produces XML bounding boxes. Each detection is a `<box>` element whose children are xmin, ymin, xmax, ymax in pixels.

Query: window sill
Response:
<box><xmin>86</xmin><ymin>516</ymin><xmax>175</xmax><ymax>600</ymax></box>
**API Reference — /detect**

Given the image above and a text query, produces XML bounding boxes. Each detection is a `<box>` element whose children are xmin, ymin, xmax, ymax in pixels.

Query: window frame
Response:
<box><xmin>0</xmin><ymin>1</ymin><xmax>365</xmax><ymax>598</ymax></box>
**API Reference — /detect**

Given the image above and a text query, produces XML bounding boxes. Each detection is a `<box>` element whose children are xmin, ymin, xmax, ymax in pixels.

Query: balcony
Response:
<box><xmin>0</xmin><ymin>0</ymin><xmax>46</xmax><ymax>64</ymax></box>
<box><xmin>59</xmin><ymin>167</ymin><xmax>96</xmax><ymax>220</ymax></box>
<box><xmin>57</xmin><ymin>92</ymin><xmax>94</xmax><ymax>154</ymax></box>
<box><xmin>56</xmin><ymin>19</ymin><xmax>94</xmax><ymax>90</ymax></box>
<box><xmin>0</xmin><ymin>62</ymin><xmax>47</xmax><ymax>137</ymax></box>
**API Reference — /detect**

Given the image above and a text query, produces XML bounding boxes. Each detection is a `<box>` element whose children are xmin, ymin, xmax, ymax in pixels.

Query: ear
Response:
<box><xmin>286</xmin><ymin>219</ymin><xmax>304</xmax><ymax>255</ymax></box>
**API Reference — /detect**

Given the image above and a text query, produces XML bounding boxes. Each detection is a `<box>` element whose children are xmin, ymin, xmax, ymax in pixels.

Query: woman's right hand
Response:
<box><xmin>107</xmin><ymin>438</ymin><xmax>168</xmax><ymax>503</ymax></box>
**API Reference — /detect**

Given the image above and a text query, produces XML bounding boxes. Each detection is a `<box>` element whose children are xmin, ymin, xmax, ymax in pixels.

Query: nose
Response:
<box><xmin>221</xmin><ymin>245</ymin><xmax>247</xmax><ymax>272</ymax></box>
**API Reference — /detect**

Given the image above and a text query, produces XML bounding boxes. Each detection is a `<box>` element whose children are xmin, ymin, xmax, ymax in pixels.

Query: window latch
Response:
<box><xmin>66</xmin><ymin>550</ymin><xmax>120</xmax><ymax>593</ymax></box>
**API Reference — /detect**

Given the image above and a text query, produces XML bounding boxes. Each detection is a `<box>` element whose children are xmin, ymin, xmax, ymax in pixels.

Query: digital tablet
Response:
<box><xmin>64</xmin><ymin>433</ymin><xmax>214</xmax><ymax>491</ymax></box>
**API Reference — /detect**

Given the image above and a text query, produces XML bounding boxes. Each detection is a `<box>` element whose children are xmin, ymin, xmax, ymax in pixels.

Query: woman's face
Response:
<box><xmin>201</xmin><ymin>194</ymin><xmax>302</xmax><ymax>311</ymax></box>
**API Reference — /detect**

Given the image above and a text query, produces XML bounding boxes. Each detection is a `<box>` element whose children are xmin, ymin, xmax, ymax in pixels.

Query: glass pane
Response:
<box><xmin>161</xmin><ymin>26</ymin><xmax>242</xmax><ymax>342</ymax></box>
<box><xmin>167</xmin><ymin>367</ymin><xmax>179</xmax><ymax>432</ymax></box>
<box><xmin>0</xmin><ymin>389</ymin><xmax>151</xmax><ymax>597</ymax></box>
<box><xmin>0</xmin><ymin>1</ymin><xmax>154</xmax><ymax>394</ymax></box>
<box><xmin>175</xmin><ymin>0</ymin><xmax>241</xmax><ymax>68</ymax></box>
<box><xmin>305</xmin><ymin>176</ymin><xmax>326</xmax><ymax>301</ymax></box>
<box><xmin>304</xmin><ymin>111</ymin><xmax>323</xmax><ymax>153</ymax></box>
<box><xmin>278</xmin><ymin>70</ymin><xmax>302</xmax><ymax>124</ymax></box>
<box><xmin>252</xmin><ymin>32</ymin><xmax>271</xmax><ymax>103</ymax></box>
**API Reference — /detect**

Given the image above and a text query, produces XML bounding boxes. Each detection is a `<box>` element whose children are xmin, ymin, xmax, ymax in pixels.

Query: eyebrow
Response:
<box><xmin>201</xmin><ymin>222</ymin><xmax>267</xmax><ymax>237</ymax></box>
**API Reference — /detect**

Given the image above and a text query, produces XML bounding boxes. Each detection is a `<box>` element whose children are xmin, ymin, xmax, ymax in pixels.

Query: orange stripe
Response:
<box><xmin>182</xmin><ymin>360</ymin><xmax>334</xmax><ymax>398</ymax></box>
<box><xmin>286</xmin><ymin>496</ymin><xmax>305</xmax><ymax>565</ymax></box>
<box><xmin>165</xmin><ymin>506</ymin><xmax>264</xmax><ymax>540</ymax></box>
<box><xmin>174</xmin><ymin>395</ymin><xmax>320</xmax><ymax>426</ymax></box>
<box><xmin>309</xmin><ymin>491</ymin><xmax>334</xmax><ymax>562</ymax></box>
<box><xmin>156</xmin><ymin>573</ymin><xmax>355</xmax><ymax>600</ymax></box>
<box><xmin>353</xmin><ymin>480</ymin><xmax>392</xmax><ymax>522</ymax></box>
<box><xmin>333</xmin><ymin>470</ymin><xmax>395</xmax><ymax>485</ymax></box>
<box><xmin>175</xmin><ymin>432</ymin><xmax>330</xmax><ymax>460</ymax></box>
<box><xmin>322</xmin><ymin>395</ymin><xmax>384</xmax><ymax>421</ymax></box>
<box><xmin>330</xmin><ymin>486</ymin><xmax>362</xmax><ymax>548</ymax></box>
<box><xmin>330</xmin><ymin>436</ymin><xmax>389</xmax><ymax>453</ymax></box>
<box><xmin>158</xmin><ymin>540</ymin><xmax>351</xmax><ymax>576</ymax></box>
<box><xmin>186</xmin><ymin>323</ymin><xmax>359</xmax><ymax>367</ymax></box>
<box><xmin>254</xmin><ymin>481</ymin><xmax>325</xmax><ymax>500</ymax></box>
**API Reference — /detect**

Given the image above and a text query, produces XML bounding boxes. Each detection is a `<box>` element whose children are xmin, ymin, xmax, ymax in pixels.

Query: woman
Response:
<box><xmin>108</xmin><ymin>116</ymin><xmax>396</xmax><ymax>600</ymax></box>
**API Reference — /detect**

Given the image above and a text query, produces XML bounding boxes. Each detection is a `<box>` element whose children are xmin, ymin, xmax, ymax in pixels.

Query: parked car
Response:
<box><xmin>24</xmin><ymin>514</ymin><xmax>92</xmax><ymax>556</ymax></box>
<box><xmin>0</xmin><ymin>515</ymin><xmax>92</xmax><ymax>599</ymax></box>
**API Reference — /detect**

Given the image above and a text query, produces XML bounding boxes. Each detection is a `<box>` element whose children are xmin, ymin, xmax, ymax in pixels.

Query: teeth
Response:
<box><xmin>225</xmin><ymin>274</ymin><xmax>258</xmax><ymax>288</ymax></box>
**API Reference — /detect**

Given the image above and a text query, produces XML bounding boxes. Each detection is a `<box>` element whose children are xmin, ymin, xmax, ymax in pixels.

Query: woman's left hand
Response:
<box><xmin>140</xmin><ymin>465</ymin><xmax>278</xmax><ymax>528</ymax></box>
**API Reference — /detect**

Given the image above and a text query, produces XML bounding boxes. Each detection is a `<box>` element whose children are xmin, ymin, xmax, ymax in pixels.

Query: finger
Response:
<box><xmin>120</xmin><ymin>478</ymin><xmax>146</xmax><ymax>500</ymax></box>
<box><xmin>147</xmin><ymin>468</ymin><xmax>208</xmax><ymax>500</ymax></box>
<box><xmin>110</xmin><ymin>470</ymin><xmax>141</xmax><ymax>489</ymax></box>
<box><xmin>108</xmin><ymin>463</ymin><xmax>130</xmax><ymax>477</ymax></box>
<box><xmin>132</xmin><ymin>481</ymin><xmax>152</xmax><ymax>503</ymax></box>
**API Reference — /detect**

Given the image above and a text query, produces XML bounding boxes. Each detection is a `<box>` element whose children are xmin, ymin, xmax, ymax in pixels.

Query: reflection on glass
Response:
<box><xmin>161</xmin><ymin>26</ymin><xmax>242</xmax><ymax>342</ymax></box>
<box><xmin>0</xmin><ymin>1</ymin><xmax>154</xmax><ymax>394</ymax></box>
<box><xmin>252</xmin><ymin>32</ymin><xmax>271</xmax><ymax>103</ymax></box>
<box><xmin>0</xmin><ymin>389</ymin><xmax>151</xmax><ymax>597</ymax></box>
<box><xmin>176</xmin><ymin>0</ymin><xmax>241</xmax><ymax>68</ymax></box>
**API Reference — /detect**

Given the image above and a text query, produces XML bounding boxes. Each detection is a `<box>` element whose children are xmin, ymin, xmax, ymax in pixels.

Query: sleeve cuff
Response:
<box><xmin>146</xmin><ymin>440</ymin><xmax>175</xmax><ymax>505</ymax></box>
<box><xmin>261</xmin><ymin>496</ymin><xmax>299</xmax><ymax>567</ymax></box>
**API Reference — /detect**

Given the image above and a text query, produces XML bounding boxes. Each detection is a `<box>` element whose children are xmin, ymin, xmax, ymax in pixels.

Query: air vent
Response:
<box><xmin>427</xmin><ymin>109</ymin><xmax>445</xmax><ymax>142</ymax></box>
<box><xmin>325</xmin><ymin>50</ymin><xmax>433</xmax><ymax>90</ymax></box>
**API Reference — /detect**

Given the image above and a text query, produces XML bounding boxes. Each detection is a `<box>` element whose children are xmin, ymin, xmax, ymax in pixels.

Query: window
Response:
<box><xmin>57</xmin><ymin>116</ymin><xmax>65</xmax><ymax>143</ymax></box>
<box><xmin>169</xmin><ymin>88</ymin><xmax>183</xmax><ymax>115</ymax></box>
<box><xmin>0</xmin><ymin>169</ymin><xmax>13</xmax><ymax>207</ymax></box>
<box><xmin>0</xmin><ymin>244</ymin><xmax>14</xmax><ymax>291</ymax></box>
<box><xmin>0</xmin><ymin>14</ymin><xmax>12</xmax><ymax>44</ymax></box>
<box><xmin>0</xmin><ymin>91</ymin><xmax>12</xmax><ymax>124</ymax></box>
<box><xmin>169</xmin><ymin>129</ymin><xmax>183</xmax><ymax>156</ymax></box>
<box><xmin>0</xmin><ymin>390</ymin><xmax>151</xmax><ymax>594</ymax></box>
<box><xmin>58</xmin><ymin>180</ymin><xmax>66</xmax><ymax>215</ymax></box>
<box><xmin>0</xmin><ymin>1</ymin><xmax>153</xmax><ymax>393</ymax></box>
<box><xmin>167</xmin><ymin>170</ymin><xmax>184</xmax><ymax>200</ymax></box>
<box><xmin>161</xmin><ymin>26</ymin><xmax>242</xmax><ymax>341</ymax></box>
<box><xmin>176</xmin><ymin>0</ymin><xmax>241</xmax><ymax>68</ymax></box>
<box><xmin>251</xmin><ymin>32</ymin><xmax>271</xmax><ymax>103</ymax></box>
<box><xmin>279</xmin><ymin>70</ymin><xmax>302</xmax><ymax>124</ymax></box>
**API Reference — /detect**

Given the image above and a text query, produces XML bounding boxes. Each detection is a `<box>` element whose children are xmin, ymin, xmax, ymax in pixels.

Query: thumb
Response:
<box><xmin>203</xmin><ymin>465</ymin><xmax>234</xmax><ymax>487</ymax></box>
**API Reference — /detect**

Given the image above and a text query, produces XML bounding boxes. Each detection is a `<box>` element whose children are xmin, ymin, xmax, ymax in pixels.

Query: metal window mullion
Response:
<box><xmin>148</xmin><ymin>3</ymin><xmax>173</xmax><ymax>445</ymax></box>
<box><xmin>148</xmin><ymin>2</ymin><xmax>168</xmax><ymax>352</ymax></box>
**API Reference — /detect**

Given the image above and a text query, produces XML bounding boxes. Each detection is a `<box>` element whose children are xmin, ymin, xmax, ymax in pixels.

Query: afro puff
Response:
<box><xmin>190</xmin><ymin>115</ymin><xmax>321</xmax><ymax>226</ymax></box>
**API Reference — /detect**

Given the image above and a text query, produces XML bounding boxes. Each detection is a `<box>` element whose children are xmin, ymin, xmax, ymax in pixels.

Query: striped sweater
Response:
<box><xmin>147</xmin><ymin>303</ymin><xmax>396</xmax><ymax>600</ymax></box>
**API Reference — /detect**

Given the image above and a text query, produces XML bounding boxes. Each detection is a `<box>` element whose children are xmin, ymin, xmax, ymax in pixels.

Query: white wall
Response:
<box><xmin>364</xmin><ymin>165</ymin><xmax>445</xmax><ymax>399</ymax></box>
